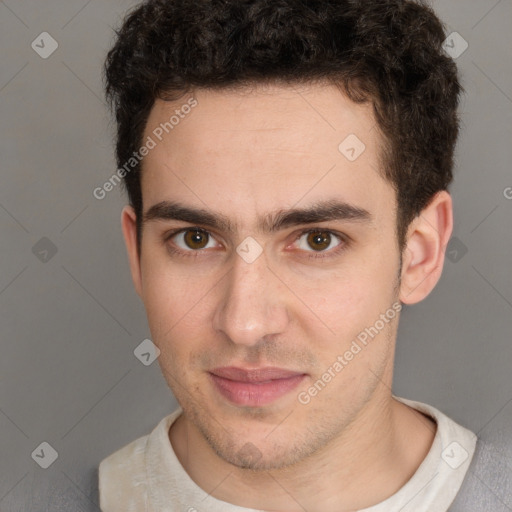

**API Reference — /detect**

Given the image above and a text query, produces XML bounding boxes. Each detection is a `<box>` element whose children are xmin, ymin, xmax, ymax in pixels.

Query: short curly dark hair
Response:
<box><xmin>104</xmin><ymin>0</ymin><xmax>461</xmax><ymax>252</ymax></box>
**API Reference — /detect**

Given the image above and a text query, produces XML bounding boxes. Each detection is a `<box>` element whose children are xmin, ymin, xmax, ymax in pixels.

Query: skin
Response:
<box><xmin>121</xmin><ymin>82</ymin><xmax>453</xmax><ymax>511</ymax></box>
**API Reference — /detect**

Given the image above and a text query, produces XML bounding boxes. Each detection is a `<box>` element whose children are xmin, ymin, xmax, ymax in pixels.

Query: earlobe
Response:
<box><xmin>121</xmin><ymin>205</ymin><xmax>143</xmax><ymax>298</ymax></box>
<box><xmin>399</xmin><ymin>191</ymin><xmax>453</xmax><ymax>304</ymax></box>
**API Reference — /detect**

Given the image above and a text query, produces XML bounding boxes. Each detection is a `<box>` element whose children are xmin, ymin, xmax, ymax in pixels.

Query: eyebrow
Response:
<box><xmin>143</xmin><ymin>199</ymin><xmax>372</xmax><ymax>234</ymax></box>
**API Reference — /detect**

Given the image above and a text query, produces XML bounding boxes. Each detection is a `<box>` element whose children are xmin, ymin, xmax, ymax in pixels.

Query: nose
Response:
<box><xmin>212</xmin><ymin>250</ymin><xmax>290</xmax><ymax>347</ymax></box>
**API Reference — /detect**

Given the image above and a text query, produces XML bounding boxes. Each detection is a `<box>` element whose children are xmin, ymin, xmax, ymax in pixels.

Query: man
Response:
<box><xmin>98</xmin><ymin>1</ymin><xmax>505</xmax><ymax>510</ymax></box>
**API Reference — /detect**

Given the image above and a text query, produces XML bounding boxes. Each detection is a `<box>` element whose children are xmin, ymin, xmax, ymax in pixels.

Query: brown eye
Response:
<box><xmin>295</xmin><ymin>230</ymin><xmax>342</xmax><ymax>253</ymax></box>
<box><xmin>170</xmin><ymin>228</ymin><xmax>218</xmax><ymax>251</ymax></box>
<box><xmin>306</xmin><ymin>231</ymin><xmax>332</xmax><ymax>251</ymax></box>
<box><xmin>183</xmin><ymin>229</ymin><xmax>209</xmax><ymax>249</ymax></box>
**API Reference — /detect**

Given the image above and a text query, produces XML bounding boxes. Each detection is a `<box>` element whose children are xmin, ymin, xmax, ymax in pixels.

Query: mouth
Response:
<box><xmin>209</xmin><ymin>366</ymin><xmax>307</xmax><ymax>407</ymax></box>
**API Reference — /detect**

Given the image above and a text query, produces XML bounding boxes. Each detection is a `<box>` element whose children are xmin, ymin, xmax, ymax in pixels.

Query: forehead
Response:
<box><xmin>141</xmin><ymin>83</ymin><xmax>395</xmax><ymax>228</ymax></box>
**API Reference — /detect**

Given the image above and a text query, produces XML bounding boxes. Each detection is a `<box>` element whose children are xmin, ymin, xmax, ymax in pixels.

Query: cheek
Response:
<box><xmin>140</xmin><ymin>269</ymin><xmax>186</xmax><ymax>337</ymax></box>
<box><xmin>287</xmin><ymin>252</ymin><xmax>398</xmax><ymax>341</ymax></box>
<box><xmin>141</xmin><ymin>274</ymin><xmax>209</xmax><ymax>385</ymax></box>
<box><xmin>141</xmin><ymin>248</ymin><xmax>215</xmax><ymax>310</ymax></box>
<box><xmin>140</xmin><ymin>256</ymin><xmax>221</xmax><ymax>361</ymax></box>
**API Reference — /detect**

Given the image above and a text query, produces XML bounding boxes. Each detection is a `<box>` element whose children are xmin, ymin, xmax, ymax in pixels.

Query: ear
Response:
<box><xmin>121</xmin><ymin>205</ymin><xmax>143</xmax><ymax>298</ymax></box>
<box><xmin>399</xmin><ymin>191</ymin><xmax>453</xmax><ymax>304</ymax></box>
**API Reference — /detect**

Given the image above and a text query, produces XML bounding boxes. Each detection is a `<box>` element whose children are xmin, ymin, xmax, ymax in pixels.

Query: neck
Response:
<box><xmin>169</xmin><ymin>392</ymin><xmax>436</xmax><ymax>511</ymax></box>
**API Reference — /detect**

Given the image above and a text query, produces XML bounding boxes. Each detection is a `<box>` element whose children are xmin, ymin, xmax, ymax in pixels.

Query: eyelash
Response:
<box><xmin>164</xmin><ymin>227</ymin><xmax>350</xmax><ymax>260</ymax></box>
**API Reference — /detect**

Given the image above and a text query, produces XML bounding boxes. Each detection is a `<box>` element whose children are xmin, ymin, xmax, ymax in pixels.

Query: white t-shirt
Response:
<box><xmin>99</xmin><ymin>396</ymin><xmax>477</xmax><ymax>512</ymax></box>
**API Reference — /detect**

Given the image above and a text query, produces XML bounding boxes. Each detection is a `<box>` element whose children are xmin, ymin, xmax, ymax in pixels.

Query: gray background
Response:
<box><xmin>0</xmin><ymin>0</ymin><xmax>510</xmax><ymax>510</ymax></box>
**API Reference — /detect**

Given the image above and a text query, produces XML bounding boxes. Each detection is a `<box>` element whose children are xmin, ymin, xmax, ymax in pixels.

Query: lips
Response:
<box><xmin>209</xmin><ymin>366</ymin><xmax>307</xmax><ymax>406</ymax></box>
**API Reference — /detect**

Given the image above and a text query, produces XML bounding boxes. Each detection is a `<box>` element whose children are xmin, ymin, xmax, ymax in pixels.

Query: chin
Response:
<box><xmin>222</xmin><ymin>446</ymin><xmax>299</xmax><ymax>471</ymax></box>
<box><xmin>205</xmin><ymin>428</ymin><xmax>317</xmax><ymax>472</ymax></box>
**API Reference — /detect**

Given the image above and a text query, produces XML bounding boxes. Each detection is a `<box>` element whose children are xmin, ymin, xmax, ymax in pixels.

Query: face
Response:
<box><xmin>127</xmin><ymin>83</ymin><xmax>404</xmax><ymax>470</ymax></box>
